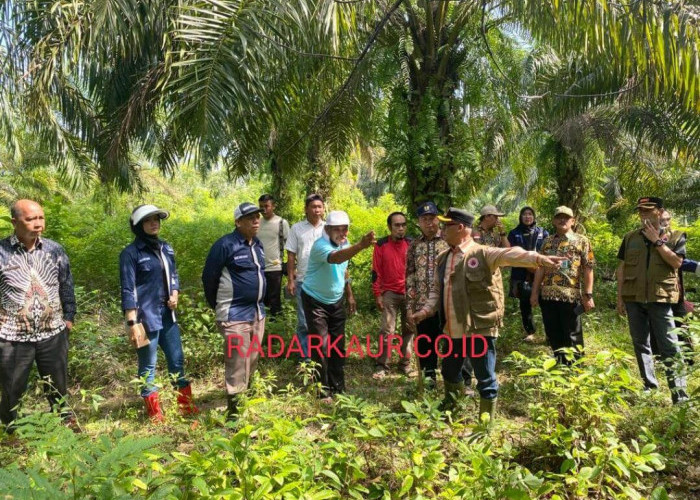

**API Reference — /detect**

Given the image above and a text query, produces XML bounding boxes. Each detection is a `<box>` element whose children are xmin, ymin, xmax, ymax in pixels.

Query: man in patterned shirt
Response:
<box><xmin>0</xmin><ymin>199</ymin><xmax>76</xmax><ymax>428</ymax></box>
<box><xmin>405</xmin><ymin>202</ymin><xmax>448</xmax><ymax>388</ymax></box>
<box><xmin>473</xmin><ymin>205</ymin><xmax>510</xmax><ymax>249</ymax></box>
<box><xmin>530</xmin><ymin>206</ymin><xmax>594</xmax><ymax>364</ymax></box>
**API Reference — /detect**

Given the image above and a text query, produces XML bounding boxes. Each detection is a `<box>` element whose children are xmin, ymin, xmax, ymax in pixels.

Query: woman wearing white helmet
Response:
<box><xmin>119</xmin><ymin>205</ymin><xmax>198</xmax><ymax>421</ymax></box>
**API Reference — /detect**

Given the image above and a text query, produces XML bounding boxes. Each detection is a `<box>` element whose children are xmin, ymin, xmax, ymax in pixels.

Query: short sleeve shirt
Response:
<box><xmin>539</xmin><ymin>231</ymin><xmax>594</xmax><ymax>303</ymax></box>
<box><xmin>285</xmin><ymin>220</ymin><xmax>325</xmax><ymax>281</ymax></box>
<box><xmin>301</xmin><ymin>236</ymin><xmax>349</xmax><ymax>305</ymax></box>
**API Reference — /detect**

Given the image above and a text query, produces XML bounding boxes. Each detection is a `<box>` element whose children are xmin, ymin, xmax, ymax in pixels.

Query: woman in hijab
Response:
<box><xmin>507</xmin><ymin>207</ymin><xmax>548</xmax><ymax>341</ymax></box>
<box><xmin>119</xmin><ymin>205</ymin><xmax>198</xmax><ymax>421</ymax></box>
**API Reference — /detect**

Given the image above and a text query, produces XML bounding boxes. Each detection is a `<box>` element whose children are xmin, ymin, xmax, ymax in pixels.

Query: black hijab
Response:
<box><xmin>130</xmin><ymin>219</ymin><xmax>161</xmax><ymax>251</ymax></box>
<box><xmin>516</xmin><ymin>206</ymin><xmax>539</xmax><ymax>250</ymax></box>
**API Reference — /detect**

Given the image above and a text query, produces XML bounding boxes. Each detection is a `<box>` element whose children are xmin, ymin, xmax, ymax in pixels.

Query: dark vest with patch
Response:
<box><xmin>620</xmin><ymin>229</ymin><xmax>682</xmax><ymax>304</ymax></box>
<box><xmin>436</xmin><ymin>244</ymin><xmax>505</xmax><ymax>336</ymax></box>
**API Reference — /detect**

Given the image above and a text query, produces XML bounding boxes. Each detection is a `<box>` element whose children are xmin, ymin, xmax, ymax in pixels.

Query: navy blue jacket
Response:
<box><xmin>202</xmin><ymin>230</ymin><xmax>266</xmax><ymax>322</ymax></box>
<box><xmin>507</xmin><ymin>225</ymin><xmax>548</xmax><ymax>282</ymax></box>
<box><xmin>120</xmin><ymin>238</ymin><xmax>180</xmax><ymax>332</ymax></box>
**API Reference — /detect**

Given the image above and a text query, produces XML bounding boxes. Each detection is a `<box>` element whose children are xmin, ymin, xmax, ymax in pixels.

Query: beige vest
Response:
<box><xmin>620</xmin><ymin>230</ymin><xmax>682</xmax><ymax>303</ymax></box>
<box><xmin>437</xmin><ymin>245</ymin><xmax>505</xmax><ymax>333</ymax></box>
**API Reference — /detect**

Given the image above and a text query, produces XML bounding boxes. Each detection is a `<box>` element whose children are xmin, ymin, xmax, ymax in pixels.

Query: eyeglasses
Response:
<box><xmin>392</xmin><ymin>223</ymin><xmax>407</xmax><ymax>227</ymax></box>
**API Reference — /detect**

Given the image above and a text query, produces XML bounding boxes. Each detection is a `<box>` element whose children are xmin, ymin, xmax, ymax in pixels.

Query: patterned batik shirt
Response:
<box><xmin>473</xmin><ymin>225</ymin><xmax>504</xmax><ymax>248</ymax></box>
<box><xmin>405</xmin><ymin>233</ymin><xmax>449</xmax><ymax>314</ymax></box>
<box><xmin>539</xmin><ymin>231</ymin><xmax>594</xmax><ymax>303</ymax></box>
<box><xmin>0</xmin><ymin>235</ymin><xmax>76</xmax><ymax>342</ymax></box>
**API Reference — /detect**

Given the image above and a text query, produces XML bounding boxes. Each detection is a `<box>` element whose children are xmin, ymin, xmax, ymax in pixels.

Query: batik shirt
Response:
<box><xmin>539</xmin><ymin>231</ymin><xmax>594</xmax><ymax>303</ymax></box>
<box><xmin>405</xmin><ymin>233</ymin><xmax>449</xmax><ymax>313</ymax></box>
<box><xmin>473</xmin><ymin>225</ymin><xmax>504</xmax><ymax>248</ymax></box>
<box><xmin>0</xmin><ymin>235</ymin><xmax>76</xmax><ymax>341</ymax></box>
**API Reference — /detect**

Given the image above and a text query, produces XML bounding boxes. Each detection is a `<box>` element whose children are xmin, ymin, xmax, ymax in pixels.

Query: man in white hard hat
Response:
<box><xmin>301</xmin><ymin>210</ymin><xmax>375</xmax><ymax>401</ymax></box>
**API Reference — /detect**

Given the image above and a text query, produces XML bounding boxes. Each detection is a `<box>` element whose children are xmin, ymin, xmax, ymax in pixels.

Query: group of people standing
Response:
<box><xmin>0</xmin><ymin>194</ymin><xmax>695</xmax><ymax>431</ymax></box>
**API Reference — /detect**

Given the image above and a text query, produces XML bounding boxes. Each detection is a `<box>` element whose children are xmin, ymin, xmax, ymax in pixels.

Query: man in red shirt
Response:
<box><xmin>372</xmin><ymin>212</ymin><xmax>413</xmax><ymax>378</ymax></box>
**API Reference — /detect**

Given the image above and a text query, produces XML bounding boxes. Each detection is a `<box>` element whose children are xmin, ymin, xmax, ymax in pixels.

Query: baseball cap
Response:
<box><xmin>234</xmin><ymin>202</ymin><xmax>263</xmax><ymax>221</ymax></box>
<box><xmin>635</xmin><ymin>197</ymin><xmax>663</xmax><ymax>210</ymax></box>
<box><xmin>130</xmin><ymin>205</ymin><xmax>169</xmax><ymax>226</ymax></box>
<box><xmin>437</xmin><ymin>208</ymin><xmax>475</xmax><ymax>227</ymax></box>
<box><xmin>416</xmin><ymin>201</ymin><xmax>439</xmax><ymax>217</ymax></box>
<box><xmin>480</xmin><ymin>205</ymin><xmax>505</xmax><ymax>217</ymax></box>
<box><xmin>553</xmin><ymin>206</ymin><xmax>574</xmax><ymax>218</ymax></box>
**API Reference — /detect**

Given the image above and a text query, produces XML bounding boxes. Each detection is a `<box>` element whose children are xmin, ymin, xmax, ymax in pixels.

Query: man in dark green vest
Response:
<box><xmin>616</xmin><ymin>196</ymin><xmax>688</xmax><ymax>404</ymax></box>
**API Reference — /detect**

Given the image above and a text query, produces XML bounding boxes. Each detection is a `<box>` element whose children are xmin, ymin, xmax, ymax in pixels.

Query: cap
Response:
<box><xmin>234</xmin><ymin>202</ymin><xmax>263</xmax><ymax>221</ymax></box>
<box><xmin>416</xmin><ymin>201</ymin><xmax>439</xmax><ymax>217</ymax></box>
<box><xmin>326</xmin><ymin>210</ymin><xmax>350</xmax><ymax>227</ymax></box>
<box><xmin>437</xmin><ymin>207</ymin><xmax>475</xmax><ymax>227</ymax></box>
<box><xmin>553</xmin><ymin>206</ymin><xmax>574</xmax><ymax>218</ymax></box>
<box><xmin>635</xmin><ymin>197</ymin><xmax>663</xmax><ymax>210</ymax></box>
<box><xmin>480</xmin><ymin>205</ymin><xmax>505</xmax><ymax>217</ymax></box>
<box><xmin>130</xmin><ymin>205</ymin><xmax>169</xmax><ymax>226</ymax></box>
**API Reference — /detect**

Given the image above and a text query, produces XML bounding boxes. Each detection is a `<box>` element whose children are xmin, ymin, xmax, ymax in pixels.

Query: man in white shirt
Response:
<box><xmin>285</xmin><ymin>194</ymin><xmax>325</xmax><ymax>361</ymax></box>
<box><xmin>258</xmin><ymin>194</ymin><xmax>290</xmax><ymax>318</ymax></box>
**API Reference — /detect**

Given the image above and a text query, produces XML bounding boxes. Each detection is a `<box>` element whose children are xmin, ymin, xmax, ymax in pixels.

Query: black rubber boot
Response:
<box><xmin>226</xmin><ymin>395</ymin><xmax>239</xmax><ymax>421</ymax></box>
<box><xmin>438</xmin><ymin>381</ymin><xmax>464</xmax><ymax>412</ymax></box>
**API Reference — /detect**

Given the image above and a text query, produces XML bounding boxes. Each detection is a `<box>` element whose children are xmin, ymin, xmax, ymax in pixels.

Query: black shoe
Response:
<box><xmin>226</xmin><ymin>395</ymin><xmax>239</xmax><ymax>421</ymax></box>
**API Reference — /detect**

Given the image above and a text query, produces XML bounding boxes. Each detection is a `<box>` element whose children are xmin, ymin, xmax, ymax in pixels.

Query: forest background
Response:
<box><xmin>1</xmin><ymin>0</ymin><xmax>700</xmax><ymax>498</ymax></box>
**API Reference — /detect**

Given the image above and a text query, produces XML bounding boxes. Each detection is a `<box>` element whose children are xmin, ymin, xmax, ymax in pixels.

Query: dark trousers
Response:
<box><xmin>517</xmin><ymin>282</ymin><xmax>536</xmax><ymax>335</ymax></box>
<box><xmin>415</xmin><ymin>315</ymin><xmax>441</xmax><ymax>379</ymax></box>
<box><xmin>0</xmin><ymin>329</ymin><xmax>71</xmax><ymax>425</ymax></box>
<box><xmin>301</xmin><ymin>290</ymin><xmax>346</xmax><ymax>397</ymax></box>
<box><xmin>650</xmin><ymin>303</ymin><xmax>694</xmax><ymax>365</ymax></box>
<box><xmin>441</xmin><ymin>336</ymin><xmax>498</xmax><ymax>400</ymax></box>
<box><xmin>264</xmin><ymin>271</ymin><xmax>283</xmax><ymax>317</ymax></box>
<box><xmin>540</xmin><ymin>299</ymin><xmax>583</xmax><ymax>364</ymax></box>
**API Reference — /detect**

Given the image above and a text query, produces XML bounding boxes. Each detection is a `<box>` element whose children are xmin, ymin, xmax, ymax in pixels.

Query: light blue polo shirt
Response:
<box><xmin>302</xmin><ymin>236</ymin><xmax>349</xmax><ymax>305</ymax></box>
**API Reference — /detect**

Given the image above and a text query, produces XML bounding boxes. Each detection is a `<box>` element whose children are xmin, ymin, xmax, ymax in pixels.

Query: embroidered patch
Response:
<box><xmin>467</xmin><ymin>257</ymin><xmax>479</xmax><ymax>268</ymax></box>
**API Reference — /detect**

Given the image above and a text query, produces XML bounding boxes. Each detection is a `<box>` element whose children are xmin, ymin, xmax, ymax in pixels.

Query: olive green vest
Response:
<box><xmin>437</xmin><ymin>244</ymin><xmax>505</xmax><ymax>335</ymax></box>
<box><xmin>620</xmin><ymin>230</ymin><xmax>682</xmax><ymax>303</ymax></box>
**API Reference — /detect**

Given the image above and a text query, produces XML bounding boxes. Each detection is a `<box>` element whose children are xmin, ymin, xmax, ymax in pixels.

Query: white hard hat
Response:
<box><xmin>326</xmin><ymin>210</ymin><xmax>350</xmax><ymax>227</ymax></box>
<box><xmin>130</xmin><ymin>205</ymin><xmax>169</xmax><ymax>226</ymax></box>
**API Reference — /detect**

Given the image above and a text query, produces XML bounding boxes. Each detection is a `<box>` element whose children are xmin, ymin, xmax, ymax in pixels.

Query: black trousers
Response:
<box><xmin>0</xmin><ymin>329</ymin><xmax>71</xmax><ymax>425</ymax></box>
<box><xmin>264</xmin><ymin>271</ymin><xmax>283</xmax><ymax>317</ymax></box>
<box><xmin>517</xmin><ymin>282</ymin><xmax>536</xmax><ymax>335</ymax></box>
<box><xmin>415</xmin><ymin>315</ymin><xmax>441</xmax><ymax>379</ymax></box>
<box><xmin>301</xmin><ymin>290</ymin><xmax>346</xmax><ymax>397</ymax></box>
<box><xmin>540</xmin><ymin>299</ymin><xmax>583</xmax><ymax>364</ymax></box>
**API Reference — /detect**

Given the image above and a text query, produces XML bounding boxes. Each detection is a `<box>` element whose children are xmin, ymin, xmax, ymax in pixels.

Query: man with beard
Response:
<box><xmin>372</xmin><ymin>212</ymin><xmax>414</xmax><ymax>378</ymax></box>
<box><xmin>301</xmin><ymin>211</ymin><xmax>375</xmax><ymax>401</ymax></box>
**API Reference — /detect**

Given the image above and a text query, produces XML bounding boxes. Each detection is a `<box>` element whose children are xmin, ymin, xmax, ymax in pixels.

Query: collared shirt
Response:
<box><xmin>258</xmin><ymin>215</ymin><xmax>290</xmax><ymax>271</ymax></box>
<box><xmin>202</xmin><ymin>230</ymin><xmax>266</xmax><ymax>322</ymax></box>
<box><xmin>405</xmin><ymin>233</ymin><xmax>449</xmax><ymax>313</ymax></box>
<box><xmin>473</xmin><ymin>225</ymin><xmax>506</xmax><ymax>248</ymax></box>
<box><xmin>285</xmin><ymin>219</ymin><xmax>325</xmax><ymax>281</ymax></box>
<box><xmin>119</xmin><ymin>238</ymin><xmax>180</xmax><ymax>333</ymax></box>
<box><xmin>302</xmin><ymin>235</ymin><xmax>350</xmax><ymax>305</ymax></box>
<box><xmin>371</xmin><ymin>236</ymin><xmax>411</xmax><ymax>297</ymax></box>
<box><xmin>423</xmin><ymin>239</ymin><xmax>540</xmax><ymax>337</ymax></box>
<box><xmin>0</xmin><ymin>235</ymin><xmax>76</xmax><ymax>342</ymax></box>
<box><xmin>539</xmin><ymin>231</ymin><xmax>594</xmax><ymax>303</ymax></box>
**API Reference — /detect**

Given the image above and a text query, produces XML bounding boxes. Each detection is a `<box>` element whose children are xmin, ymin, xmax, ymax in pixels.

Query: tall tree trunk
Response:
<box><xmin>554</xmin><ymin>141</ymin><xmax>586</xmax><ymax>215</ymax></box>
<box><xmin>305</xmin><ymin>137</ymin><xmax>333</xmax><ymax>201</ymax></box>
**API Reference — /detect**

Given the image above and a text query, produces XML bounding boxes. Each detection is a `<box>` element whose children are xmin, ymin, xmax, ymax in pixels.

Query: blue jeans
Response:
<box><xmin>625</xmin><ymin>302</ymin><xmax>687</xmax><ymax>399</ymax></box>
<box><xmin>295</xmin><ymin>280</ymin><xmax>310</xmax><ymax>360</ymax></box>
<box><xmin>442</xmin><ymin>336</ymin><xmax>498</xmax><ymax>400</ymax></box>
<box><xmin>137</xmin><ymin>308</ymin><xmax>189</xmax><ymax>397</ymax></box>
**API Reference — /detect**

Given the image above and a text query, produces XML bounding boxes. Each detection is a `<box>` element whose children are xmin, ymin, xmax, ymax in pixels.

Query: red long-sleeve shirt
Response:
<box><xmin>371</xmin><ymin>236</ymin><xmax>411</xmax><ymax>297</ymax></box>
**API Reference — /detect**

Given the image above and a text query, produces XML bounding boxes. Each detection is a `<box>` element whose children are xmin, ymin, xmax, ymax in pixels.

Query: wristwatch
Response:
<box><xmin>653</xmin><ymin>239</ymin><xmax>664</xmax><ymax>247</ymax></box>
<box><xmin>126</xmin><ymin>319</ymin><xmax>137</xmax><ymax>327</ymax></box>
<box><xmin>583</xmin><ymin>292</ymin><xmax>593</xmax><ymax>299</ymax></box>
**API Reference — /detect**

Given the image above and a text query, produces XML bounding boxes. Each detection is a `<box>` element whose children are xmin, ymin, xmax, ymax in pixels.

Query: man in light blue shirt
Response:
<box><xmin>301</xmin><ymin>211</ymin><xmax>375</xmax><ymax>400</ymax></box>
